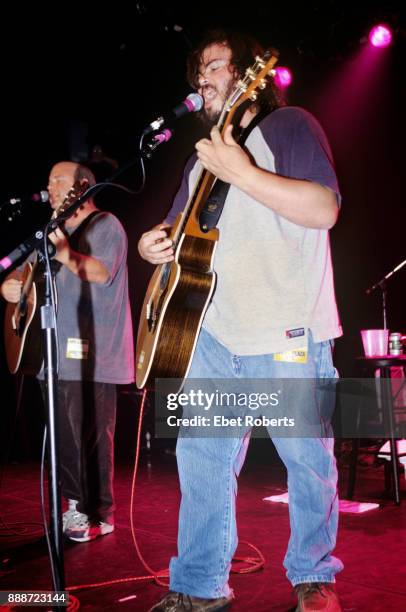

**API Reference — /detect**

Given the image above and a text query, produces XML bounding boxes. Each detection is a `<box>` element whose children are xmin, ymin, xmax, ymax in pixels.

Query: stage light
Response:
<box><xmin>369</xmin><ymin>24</ymin><xmax>392</xmax><ymax>48</ymax></box>
<box><xmin>274</xmin><ymin>67</ymin><xmax>292</xmax><ymax>89</ymax></box>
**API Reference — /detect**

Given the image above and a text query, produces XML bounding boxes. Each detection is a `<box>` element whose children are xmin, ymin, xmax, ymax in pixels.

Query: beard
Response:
<box><xmin>196</xmin><ymin>108</ymin><xmax>221</xmax><ymax>128</ymax></box>
<box><xmin>198</xmin><ymin>79</ymin><xmax>237</xmax><ymax>127</ymax></box>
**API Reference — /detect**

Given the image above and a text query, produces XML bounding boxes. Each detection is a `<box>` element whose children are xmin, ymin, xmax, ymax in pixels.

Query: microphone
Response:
<box><xmin>142</xmin><ymin>128</ymin><xmax>174</xmax><ymax>159</ymax></box>
<box><xmin>143</xmin><ymin>93</ymin><xmax>204</xmax><ymax>134</ymax></box>
<box><xmin>0</xmin><ymin>191</ymin><xmax>49</xmax><ymax>219</ymax></box>
<box><xmin>152</xmin><ymin>128</ymin><xmax>173</xmax><ymax>145</ymax></box>
<box><xmin>7</xmin><ymin>190</ymin><xmax>49</xmax><ymax>205</ymax></box>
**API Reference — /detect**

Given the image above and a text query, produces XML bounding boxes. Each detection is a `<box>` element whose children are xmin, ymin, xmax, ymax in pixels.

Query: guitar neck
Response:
<box><xmin>170</xmin><ymin>51</ymin><xmax>278</xmax><ymax>245</ymax></box>
<box><xmin>170</xmin><ymin>101</ymin><xmax>252</xmax><ymax>247</ymax></box>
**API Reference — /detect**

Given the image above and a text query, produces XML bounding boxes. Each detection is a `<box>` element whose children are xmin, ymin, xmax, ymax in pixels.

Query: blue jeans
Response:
<box><xmin>169</xmin><ymin>328</ymin><xmax>343</xmax><ymax>597</ymax></box>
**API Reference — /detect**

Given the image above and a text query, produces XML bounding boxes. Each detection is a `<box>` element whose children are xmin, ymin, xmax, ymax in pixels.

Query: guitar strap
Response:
<box><xmin>48</xmin><ymin>210</ymin><xmax>103</xmax><ymax>275</ymax></box>
<box><xmin>67</xmin><ymin>210</ymin><xmax>103</xmax><ymax>251</ymax></box>
<box><xmin>199</xmin><ymin>109</ymin><xmax>268</xmax><ymax>232</ymax></box>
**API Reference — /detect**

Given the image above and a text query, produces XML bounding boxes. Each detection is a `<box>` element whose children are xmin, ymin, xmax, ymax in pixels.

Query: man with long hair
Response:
<box><xmin>139</xmin><ymin>29</ymin><xmax>343</xmax><ymax>611</ymax></box>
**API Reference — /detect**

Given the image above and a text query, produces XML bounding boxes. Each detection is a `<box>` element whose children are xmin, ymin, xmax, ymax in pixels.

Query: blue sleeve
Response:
<box><xmin>259</xmin><ymin>106</ymin><xmax>341</xmax><ymax>202</ymax></box>
<box><xmin>165</xmin><ymin>153</ymin><xmax>198</xmax><ymax>225</ymax></box>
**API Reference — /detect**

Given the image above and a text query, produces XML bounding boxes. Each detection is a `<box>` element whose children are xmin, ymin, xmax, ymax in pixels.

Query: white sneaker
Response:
<box><xmin>62</xmin><ymin>499</ymin><xmax>78</xmax><ymax>532</ymax></box>
<box><xmin>64</xmin><ymin>510</ymin><xmax>114</xmax><ymax>542</ymax></box>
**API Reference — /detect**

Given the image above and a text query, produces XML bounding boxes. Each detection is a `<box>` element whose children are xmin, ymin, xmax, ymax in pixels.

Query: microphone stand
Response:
<box><xmin>0</xmin><ymin>130</ymin><xmax>171</xmax><ymax>597</ymax></box>
<box><xmin>0</xmin><ymin>131</ymin><xmax>170</xmax><ymax>274</ymax></box>
<box><xmin>366</xmin><ymin>257</ymin><xmax>406</xmax><ymax>329</ymax></box>
<box><xmin>39</xmin><ymin>244</ymin><xmax>65</xmax><ymax>593</ymax></box>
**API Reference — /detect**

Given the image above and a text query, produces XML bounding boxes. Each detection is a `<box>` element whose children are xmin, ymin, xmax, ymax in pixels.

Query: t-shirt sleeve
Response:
<box><xmin>260</xmin><ymin>107</ymin><xmax>341</xmax><ymax>202</ymax></box>
<box><xmin>78</xmin><ymin>212</ymin><xmax>127</xmax><ymax>285</ymax></box>
<box><xmin>165</xmin><ymin>153</ymin><xmax>198</xmax><ymax>225</ymax></box>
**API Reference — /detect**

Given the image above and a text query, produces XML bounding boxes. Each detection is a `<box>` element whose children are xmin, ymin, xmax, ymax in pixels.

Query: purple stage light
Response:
<box><xmin>274</xmin><ymin>67</ymin><xmax>293</xmax><ymax>89</ymax></box>
<box><xmin>369</xmin><ymin>24</ymin><xmax>392</xmax><ymax>48</ymax></box>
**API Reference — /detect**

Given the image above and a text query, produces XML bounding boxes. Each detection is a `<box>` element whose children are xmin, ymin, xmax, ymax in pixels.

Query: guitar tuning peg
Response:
<box><xmin>249</xmin><ymin>92</ymin><xmax>258</xmax><ymax>101</ymax></box>
<box><xmin>245</xmin><ymin>67</ymin><xmax>257</xmax><ymax>81</ymax></box>
<box><xmin>259</xmin><ymin>79</ymin><xmax>267</xmax><ymax>89</ymax></box>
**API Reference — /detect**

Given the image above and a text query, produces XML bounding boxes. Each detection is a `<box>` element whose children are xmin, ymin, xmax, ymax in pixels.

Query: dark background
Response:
<box><xmin>0</xmin><ymin>0</ymin><xmax>405</xmax><ymax>457</ymax></box>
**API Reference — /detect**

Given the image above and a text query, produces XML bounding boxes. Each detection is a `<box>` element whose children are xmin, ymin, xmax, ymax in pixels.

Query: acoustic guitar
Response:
<box><xmin>4</xmin><ymin>181</ymin><xmax>87</xmax><ymax>374</ymax></box>
<box><xmin>136</xmin><ymin>50</ymin><xmax>279</xmax><ymax>389</ymax></box>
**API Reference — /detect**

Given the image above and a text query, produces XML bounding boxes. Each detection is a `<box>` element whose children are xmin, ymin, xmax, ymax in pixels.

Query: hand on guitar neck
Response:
<box><xmin>195</xmin><ymin>124</ymin><xmax>253</xmax><ymax>186</ymax></box>
<box><xmin>48</xmin><ymin>226</ymin><xmax>71</xmax><ymax>265</ymax></box>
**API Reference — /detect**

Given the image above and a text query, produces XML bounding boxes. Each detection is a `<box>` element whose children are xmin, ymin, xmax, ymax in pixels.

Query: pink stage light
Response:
<box><xmin>274</xmin><ymin>67</ymin><xmax>292</xmax><ymax>89</ymax></box>
<box><xmin>369</xmin><ymin>24</ymin><xmax>392</xmax><ymax>48</ymax></box>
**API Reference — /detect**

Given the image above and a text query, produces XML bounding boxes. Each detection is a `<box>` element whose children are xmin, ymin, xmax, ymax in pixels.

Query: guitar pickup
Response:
<box><xmin>146</xmin><ymin>301</ymin><xmax>156</xmax><ymax>332</ymax></box>
<box><xmin>19</xmin><ymin>297</ymin><xmax>27</xmax><ymax>317</ymax></box>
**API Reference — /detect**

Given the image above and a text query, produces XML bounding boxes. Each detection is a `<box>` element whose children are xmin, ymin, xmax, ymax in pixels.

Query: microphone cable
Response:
<box><xmin>66</xmin><ymin>387</ymin><xmax>265</xmax><ymax>604</ymax></box>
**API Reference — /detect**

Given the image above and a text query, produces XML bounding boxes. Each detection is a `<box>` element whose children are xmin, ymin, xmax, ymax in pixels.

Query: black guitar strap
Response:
<box><xmin>67</xmin><ymin>210</ymin><xmax>103</xmax><ymax>251</ymax></box>
<box><xmin>48</xmin><ymin>210</ymin><xmax>103</xmax><ymax>275</ymax></box>
<box><xmin>199</xmin><ymin>110</ymin><xmax>268</xmax><ymax>232</ymax></box>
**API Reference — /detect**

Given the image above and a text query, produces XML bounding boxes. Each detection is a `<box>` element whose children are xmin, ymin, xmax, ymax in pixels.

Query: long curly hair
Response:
<box><xmin>187</xmin><ymin>28</ymin><xmax>282</xmax><ymax>113</ymax></box>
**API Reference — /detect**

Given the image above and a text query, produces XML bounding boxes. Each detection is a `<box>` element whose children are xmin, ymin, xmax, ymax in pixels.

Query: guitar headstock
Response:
<box><xmin>220</xmin><ymin>49</ymin><xmax>279</xmax><ymax>124</ymax></box>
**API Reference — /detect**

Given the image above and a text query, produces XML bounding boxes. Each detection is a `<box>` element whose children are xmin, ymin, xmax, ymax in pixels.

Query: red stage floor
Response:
<box><xmin>1</xmin><ymin>448</ymin><xmax>405</xmax><ymax>611</ymax></box>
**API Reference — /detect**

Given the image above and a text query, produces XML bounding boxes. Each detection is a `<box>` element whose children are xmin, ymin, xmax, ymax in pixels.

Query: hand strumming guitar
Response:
<box><xmin>138</xmin><ymin>223</ymin><xmax>174</xmax><ymax>265</ymax></box>
<box><xmin>0</xmin><ymin>277</ymin><xmax>23</xmax><ymax>303</ymax></box>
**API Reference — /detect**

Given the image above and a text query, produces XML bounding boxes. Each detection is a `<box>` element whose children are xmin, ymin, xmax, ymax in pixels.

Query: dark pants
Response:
<box><xmin>44</xmin><ymin>380</ymin><xmax>117</xmax><ymax>521</ymax></box>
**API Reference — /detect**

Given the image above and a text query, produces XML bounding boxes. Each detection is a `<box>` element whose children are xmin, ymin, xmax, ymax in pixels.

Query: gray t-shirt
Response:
<box><xmin>167</xmin><ymin>106</ymin><xmax>342</xmax><ymax>356</ymax></box>
<box><xmin>52</xmin><ymin>211</ymin><xmax>134</xmax><ymax>383</ymax></box>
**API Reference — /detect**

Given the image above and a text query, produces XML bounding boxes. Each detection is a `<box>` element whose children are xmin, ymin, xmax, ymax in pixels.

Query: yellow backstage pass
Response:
<box><xmin>273</xmin><ymin>348</ymin><xmax>308</xmax><ymax>363</ymax></box>
<box><xmin>66</xmin><ymin>338</ymin><xmax>89</xmax><ymax>359</ymax></box>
